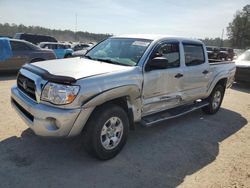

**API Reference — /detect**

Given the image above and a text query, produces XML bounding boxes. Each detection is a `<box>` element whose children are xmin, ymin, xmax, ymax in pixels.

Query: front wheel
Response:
<box><xmin>83</xmin><ymin>104</ymin><xmax>129</xmax><ymax>160</ymax></box>
<box><xmin>202</xmin><ymin>84</ymin><xmax>225</xmax><ymax>114</ymax></box>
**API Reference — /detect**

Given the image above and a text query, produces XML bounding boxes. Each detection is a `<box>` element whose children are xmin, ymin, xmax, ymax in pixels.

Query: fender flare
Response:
<box><xmin>83</xmin><ymin>85</ymin><xmax>141</xmax><ymax>107</ymax></box>
<box><xmin>68</xmin><ymin>85</ymin><xmax>142</xmax><ymax>137</ymax></box>
<box><xmin>206</xmin><ymin>72</ymin><xmax>228</xmax><ymax>97</ymax></box>
<box><xmin>82</xmin><ymin>84</ymin><xmax>142</xmax><ymax>121</ymax></box>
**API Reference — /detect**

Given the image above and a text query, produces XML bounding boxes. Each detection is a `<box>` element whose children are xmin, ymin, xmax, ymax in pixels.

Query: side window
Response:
<box><xmin>45</xmin><ymin>44</ymin><xmax>52</xmax><ymax>49</ymax></box>
<box><xmin>10</xmin><ymin>41</ymin><xmax>31</xmax><ymax>51</ymax></box>
<box><xmin>183</xmin><ymin>44</ymin><xmax>205</xmax><ymax>66</ymax></box>
<box><xmin>58</xmin><ymin>44</ymin><xmax>66</xmax><ymax>49</ymax></box>
<box><xmin>153</xmin><ymin>43</ymin><xmax>180</xmax><ymax>68</ymax></box>
<box><xmin>44</xmin><ymin>44</ymin><xmax>49</xmax><ymax>49</ymax></box>
<box><xmin>51</xmin><ymin>44</ymin><xmax>57</xmax><ymax>49</ymax></box>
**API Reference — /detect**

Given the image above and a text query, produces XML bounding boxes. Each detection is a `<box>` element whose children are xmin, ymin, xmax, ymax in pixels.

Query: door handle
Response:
<box><xmin>160</xmin><ymin>96</ymin><xmax>171</xmax><ymax>100</ymax></box>
<box><xmin>202</xmin><ymin>70</ymin><xmax>209</xmax><ymax>74</ymax></box>
<box><xmin>175</xmin><ymin>73</ymin><xmax>183</xmax><ymax>78</ymax></box>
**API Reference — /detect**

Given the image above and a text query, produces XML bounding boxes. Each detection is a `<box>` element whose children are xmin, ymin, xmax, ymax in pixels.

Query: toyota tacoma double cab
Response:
<box><xmin>11</xmin><ymin>34</ymin><xmax>236</xmax><ymax>160</ymax></box>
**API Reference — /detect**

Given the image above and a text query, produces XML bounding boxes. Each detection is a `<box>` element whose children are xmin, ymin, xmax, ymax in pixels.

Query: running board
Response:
<box><xmin>141</xmin><ymin>101</ymin><xmax>209</xmax><ymax>127</ymax></box>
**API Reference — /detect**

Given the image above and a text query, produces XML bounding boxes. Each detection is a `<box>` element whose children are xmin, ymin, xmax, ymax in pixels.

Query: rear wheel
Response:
<box><xmin>202</xmin><ymin>84</ymin><xmax>225</xmax><ymax>114</ymax></box>
<box><xmin>83</xmin><ymin>104</ymin><xmax>129</xmax><ymax>160</ymax></box>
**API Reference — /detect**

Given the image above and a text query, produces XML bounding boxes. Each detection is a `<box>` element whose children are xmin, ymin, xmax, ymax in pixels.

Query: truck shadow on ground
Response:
<box><xmin>231</xmin><ymin>82</ymin><xmax>250</xmax><ymax>93</ymax></box>
<box><xmin>0</xmin><ymin>108</ymin><xmax>247</xmax><ymax>188</ymax></box>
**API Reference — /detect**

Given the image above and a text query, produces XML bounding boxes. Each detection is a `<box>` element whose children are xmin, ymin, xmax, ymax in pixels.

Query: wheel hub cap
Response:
<box><xmin>212</xmin><ymin>90</ymin><xmax>222</xmax><ymax>109</ymax></box>
<box><xmin>100</xmin><ymin>117</ymin><xmax>123</xmax><ymax>150</ymax></box>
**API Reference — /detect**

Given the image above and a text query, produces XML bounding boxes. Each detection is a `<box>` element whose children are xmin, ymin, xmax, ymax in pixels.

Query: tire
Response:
<box><xmin>83</xmin><ymin>104</ymin><xmax>129</xmax><ymax>160</ymax></box>
<box><xmin>202</xmin><ymin>84</ymin><xmax>225</xmax><ymax>114</ymax></box>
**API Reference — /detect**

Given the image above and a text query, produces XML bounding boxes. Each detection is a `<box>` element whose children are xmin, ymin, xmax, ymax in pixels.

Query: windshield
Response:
<box><xmin>238</xmin><ymin>51</ymin><xmax>250</xmax><ymax>61</ymax></box>
<box><xmin>85</xmin><ymin>38</ymin><xmax>152</xmax><ymax>66</ymax></box>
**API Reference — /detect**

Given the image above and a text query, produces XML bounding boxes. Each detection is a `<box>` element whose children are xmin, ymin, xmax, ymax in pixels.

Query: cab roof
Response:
<box><xmin>112</xmin><ymin>34</ymin><xmax>203</xmax><ymax>44</ymax></box>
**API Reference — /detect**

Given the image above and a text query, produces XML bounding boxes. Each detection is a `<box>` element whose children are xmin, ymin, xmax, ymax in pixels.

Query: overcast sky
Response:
<box><xmin>0</xmin><ymin>0</ymin><xmax>249</xmax><ymax>38</ymax></box>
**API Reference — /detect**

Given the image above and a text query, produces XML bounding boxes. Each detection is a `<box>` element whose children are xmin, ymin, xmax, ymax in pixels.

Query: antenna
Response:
<box><xmin>75</xmin><ymin>13</ymin><xmax>78</xmax><ymax>41</ymax></box>
<box><xmin>220</xmin><ymin>29</ymin><xmax>224</xmax><ymax>47</ymax></box>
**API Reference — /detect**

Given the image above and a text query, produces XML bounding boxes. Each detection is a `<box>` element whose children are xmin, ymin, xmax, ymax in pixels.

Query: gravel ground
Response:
<box><xmin>0</xmin><ymin>75</ymin><xmax>249</xmax><ymax>188</ymax></box>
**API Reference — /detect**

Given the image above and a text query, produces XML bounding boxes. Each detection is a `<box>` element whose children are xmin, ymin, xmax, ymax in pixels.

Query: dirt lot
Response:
<box><xmin>0</xmin><ymin>75</ymin><xmax>250</xmax><ymax>188</ymax></box>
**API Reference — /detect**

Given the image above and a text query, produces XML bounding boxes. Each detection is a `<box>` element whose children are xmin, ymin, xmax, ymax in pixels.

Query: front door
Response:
<box><xmin>142</xmin><ymin>41</ymin><xmax>184</xmax><ymax>116</ymax></box>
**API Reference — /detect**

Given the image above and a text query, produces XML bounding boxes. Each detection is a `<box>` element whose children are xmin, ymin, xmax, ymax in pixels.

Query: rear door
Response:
<box><xmin>181</xmin><ymin>42</ymin><xmax>210</xmax><ymax>101</ymax></box>
<box><xmin>142</xmin><ymin>41</ymin><xmax>184</xmax><ymax>115</ymax></box>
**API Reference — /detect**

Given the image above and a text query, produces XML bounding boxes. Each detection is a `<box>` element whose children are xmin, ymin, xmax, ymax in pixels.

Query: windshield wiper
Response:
<box><xmin>84</xmin><ymin>55</ymin><xmax>93</xmax><ymax>59</ymax></box>
<box><xmin>95</xmin><ymin>58</ymin><xmax>131</xmax><ymax>66</ymax></box>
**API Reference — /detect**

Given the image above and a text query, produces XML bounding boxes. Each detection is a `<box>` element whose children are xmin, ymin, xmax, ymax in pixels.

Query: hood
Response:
<box><xmin>32</xmin><ymin>57</ymin><xmax>133</xmax><ymax>79</ymax></box>
<box><xmin>235</xmin><ymin>60</ymin><xmax>250</xmax><ymax>68</ymax></box>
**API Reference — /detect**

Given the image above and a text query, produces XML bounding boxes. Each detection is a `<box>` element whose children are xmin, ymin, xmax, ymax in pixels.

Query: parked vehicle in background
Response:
<box><xmin>72</xmin><ymin>49</ymin><xmax>88</xmax><ymax>57</ymax></box>
<box><xmin>206</xmin><ymin>46</ymin><xmax>220</xmax><ymax>59</ymax></box>
<box><xmin>71</xmin><ymin>44</ymin><xmax>94</xmax><ymax>57</ymax></box>
<box><xmin>234</xmin><ymin>49</ymin><xmax>245</xmax><ymax>60</ymax></box>
<box><xmin>218</xmin><ymin>47</ymin><xmax>235</xmax><ymax>60</ymax></box>
<box><xmin>39</xmin><ymin>42</ymin><xmax>73</xmax><ymax>58</ymax></box>
<box><xmin>235</xmin><ymin>49</ymin><xmax>250</xmax><ymax>83</ymax></box>
<box><xmin>72</xmin><ymin>43</ymin><xmax>91</xmax><ymax>51</ymax></box>
<box><xmin>59</xmin><ymin>42</ymin><xmax>72</xmax><ymax>49</ymax></box>
<box><xmin>0</xmin><ymin>38</ymin><xmax>56</xmax><ymax>72</ymax></box>
<box><xmin>14</xmin><ymin>33</ymin><xmax>57</xmax><ymax>45</ymax></box>
<box><xmin>11</xmin><ymin>34</ymin><xmax>235</xmax><ymax>160</ymax></box>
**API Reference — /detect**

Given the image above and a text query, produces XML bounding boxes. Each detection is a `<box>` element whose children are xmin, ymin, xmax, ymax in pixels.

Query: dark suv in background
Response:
<box><xmin>219</xmin><ymin>47</ymin><xmax>235</xmax><ymax>60</ymax></box>
<box><xmin>206</xmin><ymin>46</ymin><xmax>220</xmax><ymax>59</ymax></box>
<box><xmin>14</xmin><ymin>33</ymin><xmax>57</xmax><ymax>45</ymax></box>
<box><xmin>206</xmin><ymin>46</ymin><xmax>235</xmax><ymax>60</ymax></box>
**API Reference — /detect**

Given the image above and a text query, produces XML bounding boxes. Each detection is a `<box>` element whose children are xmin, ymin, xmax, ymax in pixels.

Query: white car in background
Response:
<box><xmin>72</xmin><ymin>44</ymin><xmax>94</xmax><ymax>57</ymax></box>
<box><xmin>235</xmin><ymin>49</ymin><xmax>250</xmax><ymax>83</ymax></box>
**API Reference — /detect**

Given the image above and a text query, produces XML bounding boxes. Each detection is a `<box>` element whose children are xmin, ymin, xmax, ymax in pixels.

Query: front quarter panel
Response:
<box><xmin>75</xmin><ymin>66</ymin><xmax>143</xmax><ymax>121</ymax></box>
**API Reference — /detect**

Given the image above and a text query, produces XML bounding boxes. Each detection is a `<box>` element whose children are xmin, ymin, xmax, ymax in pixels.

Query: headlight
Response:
<box><xmin>41</xmin><ymin>82</ymin><xmax>80</xmax><ymax>105</ymax></box>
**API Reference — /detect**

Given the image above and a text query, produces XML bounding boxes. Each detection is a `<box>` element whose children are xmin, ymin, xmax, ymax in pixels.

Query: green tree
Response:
<box><xmin>227</xmin><ymin>5</ymin><xmax>250</xmax><ymax>49</ymax></box>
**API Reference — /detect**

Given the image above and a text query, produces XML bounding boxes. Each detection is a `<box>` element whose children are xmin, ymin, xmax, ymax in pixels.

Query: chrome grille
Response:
<box><xmin>17</xmin><ymin>73</ymin><xmax>36</xmax><ymax>101</ymax></box>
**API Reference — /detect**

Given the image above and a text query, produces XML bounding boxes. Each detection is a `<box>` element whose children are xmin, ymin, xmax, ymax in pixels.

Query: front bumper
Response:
<box><xmin>11</xmin><ymin>86</ymin><xmax>92</xmax><ymax>137</ymax></box>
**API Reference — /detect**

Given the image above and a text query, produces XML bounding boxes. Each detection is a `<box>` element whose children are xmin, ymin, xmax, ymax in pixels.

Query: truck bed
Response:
<box><xmin>208</xmin><ymin>59</ymin><xmax>236</xmax><ymax>88</ymax></box>
<box><xmin>209</xmin><ymin>59</ymin><xmax>234</xmax><ymax>65</ymax></box>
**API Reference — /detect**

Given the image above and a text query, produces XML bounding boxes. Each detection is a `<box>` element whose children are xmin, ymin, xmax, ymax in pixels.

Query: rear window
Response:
<box><xmin>183</xmin><ymin>43</ymin><xmax>205</xmax><ymax>66</ymax></box>
<box><xmin>16</xmin><ymin>34</ymin><xmax>57</xmax><ymax>44</ymax></box>
<box><xmin>44</xmin><ymin>44</ymin><xmax>57</xmax><ymax>49</ymax></box>
<box><xmin>10</xmin><ymin>41</ymin><xmax>31</xmax><ymax>51</ymax></box>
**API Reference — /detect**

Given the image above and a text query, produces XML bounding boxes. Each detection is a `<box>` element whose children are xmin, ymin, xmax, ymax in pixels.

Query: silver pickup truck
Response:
<box><xmin>11</xmin><ymin>34</ymin><xmax>236</xmax><ymax>160</ymax></box>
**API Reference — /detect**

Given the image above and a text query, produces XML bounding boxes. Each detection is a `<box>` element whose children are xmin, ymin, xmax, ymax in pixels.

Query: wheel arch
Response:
<box><xmin>216</xmin><ymin>78</ymin><xmax>227</xmax><ymax>88</ymax></box>
<box><xmin>207</xmin><ymin>77</ymin><xmax>227</xmax><ymax>97</ymax></box>
<box><xmin>82</xmin><ymin>85</ymin><xmax>142</xmax><ymax>130</ymax></box>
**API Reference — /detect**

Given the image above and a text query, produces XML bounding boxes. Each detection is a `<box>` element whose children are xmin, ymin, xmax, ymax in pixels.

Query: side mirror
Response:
<box><xmin>146</xmin><ymin>57</ymin><xmax>169</xmax><ymax>71</ymax></box>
